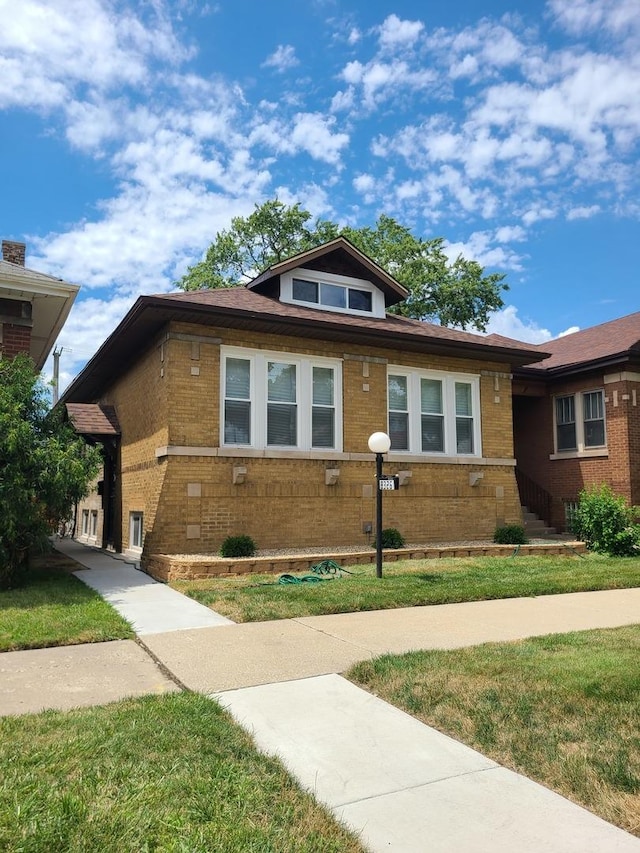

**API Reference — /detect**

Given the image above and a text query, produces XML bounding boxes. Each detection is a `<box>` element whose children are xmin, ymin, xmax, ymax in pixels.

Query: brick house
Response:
<box><xmin>61</xmin><ymin>238</ymin><xmax>545</xmax><ymax>562</ymax></box>
<box><xmin>510</xmin><ymin>312</ymin><xmax>640</xmax><ymax>532</ymax></box>
<box><xmin>0</xmin><ymin>239</ymin><xmax>79</xmax><ymax>368</ymax></box>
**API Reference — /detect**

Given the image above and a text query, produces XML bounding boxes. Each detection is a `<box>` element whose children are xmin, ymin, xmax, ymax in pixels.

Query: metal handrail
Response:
<box><xmin>515</xmin><ymin>468</ymin><xmax>552</xmax><ymax>525</ymax></box>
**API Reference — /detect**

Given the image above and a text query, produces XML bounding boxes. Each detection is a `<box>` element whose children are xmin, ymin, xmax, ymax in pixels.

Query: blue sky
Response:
<box><xmin>1</xmin><ymin>0</ymin><xmax>638</xmax><ymax>389</ymax></box>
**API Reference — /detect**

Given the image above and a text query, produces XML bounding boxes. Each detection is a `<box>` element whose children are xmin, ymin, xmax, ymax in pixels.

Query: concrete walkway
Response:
<box><xmin>55</xmin><ymin>538</ymin><xmax>233</xmax><ymax>634</ymax></box>
<box><xmin>3</xmin><ymin>542</ymin><xmax>639</xmax><ymax>851</ymax></box>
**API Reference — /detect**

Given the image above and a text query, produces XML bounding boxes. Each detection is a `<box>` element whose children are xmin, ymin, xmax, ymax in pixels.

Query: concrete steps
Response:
<box><xmin>521</xmin><ymin>507</ymin><xmax>557</xmax><ymax>537</ymax></box>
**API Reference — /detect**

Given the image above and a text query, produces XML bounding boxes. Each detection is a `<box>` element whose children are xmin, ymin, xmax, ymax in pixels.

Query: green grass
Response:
<box><xmin>0</xmin><ymin>692</ymin><xmax>364</xmax><ymax>853</ymax></box>
<box><xmin>0</xmin><ymin>557</ymin><xmax>133</xmax><ymax>651</ymax></box>
<box><xmin>172</xmin><ymin>553</ymin><xmax>640</xmax><ymax>622</ymax></box>
<box><xmin>348</xmin><ymin>625</ymin><xmax>640</xmax><ymax>837</ymax></box>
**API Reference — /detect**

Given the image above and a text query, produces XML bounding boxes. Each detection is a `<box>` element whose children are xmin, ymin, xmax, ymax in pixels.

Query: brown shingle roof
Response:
<box><xmin>522</xmin><ymin>311</ymin><xmax>640</xmax><ymax>373</ymax></box>
<box><xmin>162</xmin><ymin>287</ymin><xmax>541</xmax><ymax>353</ymax></box>
<box><xmin>66</xmin><ymin>403</ymin><xmax>120</xmax><ymax>436</ymax></box>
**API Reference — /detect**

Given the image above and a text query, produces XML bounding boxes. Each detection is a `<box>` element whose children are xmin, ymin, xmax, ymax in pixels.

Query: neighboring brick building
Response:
<box><xmin>0</xmin><ymin>239</ymin><xmax>79</xmax><ymax>368</ymax></box>
<box><xmin>61</xmin><ymin>238</ymin><xmax>545</xmax><ymax>562</ymax></box>
<box><xmin>510</xmin><ymin>312</ymin><xmax>640</xmax><ymax>532</ymax></box>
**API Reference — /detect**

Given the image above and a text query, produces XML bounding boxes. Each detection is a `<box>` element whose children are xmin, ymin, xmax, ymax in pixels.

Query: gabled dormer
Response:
<box><xmin>245</xmin><ymin>236</ymin><xmax>408</xmax><ymax>319</ymax></box>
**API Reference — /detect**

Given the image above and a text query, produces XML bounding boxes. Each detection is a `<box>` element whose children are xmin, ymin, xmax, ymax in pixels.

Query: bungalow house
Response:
<box><xmin>60</xmin><ymin>238</ymin><xmax>546</xmax><ymax>562</ymax></box>
<box><xmin>0</xmin><ymin>239</ymin><xmax>78</xmax><ymax>368</ymax></box>
<box><xmin>510</xmin><ymin>312</ymin><xmax>640</xmax><ymax>532</ymax></box>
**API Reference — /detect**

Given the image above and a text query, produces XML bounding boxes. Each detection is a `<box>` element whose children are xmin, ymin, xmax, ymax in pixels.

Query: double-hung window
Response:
<box><xmin>554</xmin><ymin>390</ymin><xmax>605</xmax><ymax>453</ymax></box>
<box><xmin>387</xmin><ymin>368</ymin><xmax>481</xmax><ymax>456</ymax></box>
<box><xmin>222</xmin><ymin>347</ymin><xmax>342</xmax><ymax>451</ymax></box>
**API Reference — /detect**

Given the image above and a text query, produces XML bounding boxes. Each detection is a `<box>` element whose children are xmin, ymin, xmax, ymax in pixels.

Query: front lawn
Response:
<box><xmin>0</xmin><ymin>556</ymin><xmax>133</xmax><ymax>651</ymax></box>
<box><xmin>172</xmin><ymin>553</ymin><xmax>640</xmax><ymax>622</ymax></box>
<box><xmin>349</xmin><ymin>625</ymin><xmax>640</xmax><ymax>837</ymax></box>
<box><xmin>0</xmin><ymin>692</ymin><xmax>363</xmax><ymax>853</ymax></box>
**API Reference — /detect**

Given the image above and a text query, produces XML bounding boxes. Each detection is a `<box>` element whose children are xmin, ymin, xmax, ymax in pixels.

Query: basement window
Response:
<box><xmin>129</xmin><ymin>512</ymin><xmax>144</xmax><ymax>551</ymax></box>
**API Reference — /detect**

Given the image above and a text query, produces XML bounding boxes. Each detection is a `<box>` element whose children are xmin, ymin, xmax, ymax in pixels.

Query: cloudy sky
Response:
<box><xmin>1</xmin><ymin>0</ymin><xmax>638</xmax><ymax>389</ymax></box>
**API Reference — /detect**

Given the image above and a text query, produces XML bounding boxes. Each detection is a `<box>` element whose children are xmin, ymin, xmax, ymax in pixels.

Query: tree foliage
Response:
<box><xmin>0</xmin><ymin>355</ymin><xmax>102</xmax><ymax>588</ymax></box>
<box><xmin>178</xmin><ymin>199</ymin><xmax>508</xmax><ymax>331</ymax></box>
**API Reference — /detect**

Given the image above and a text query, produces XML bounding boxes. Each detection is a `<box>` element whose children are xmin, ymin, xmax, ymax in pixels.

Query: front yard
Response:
<box><xmin>172</xmin><ymin>553</ymin><xmax>640</xmax><ymax>622</ymax></box>
<box><xmin>0</xmin><ymin>553</ymin><xmax>133</xmax><ymax>651</ymax></box>
<box><xmin>0</xmin><ymin>692</ymin><xmax>364</xmax><ymax>853</ymax></box>
<box><xmin>348</xmin><ymin>624</ymin><xmax>640</xmax><ymax>837</ymax></box>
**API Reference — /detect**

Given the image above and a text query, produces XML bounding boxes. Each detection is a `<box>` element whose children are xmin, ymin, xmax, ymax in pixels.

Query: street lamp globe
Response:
<box><xmin>368</xmin><ymin>431</ymin><xmax>391</xmax><ymax>454</ymax></box>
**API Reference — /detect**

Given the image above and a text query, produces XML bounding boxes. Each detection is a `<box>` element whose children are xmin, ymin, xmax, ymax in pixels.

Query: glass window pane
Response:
<box><xmin>267</xmin><ymin>403</ymin><xmax>297</xmax><ymax>446</ymax></box>
<box><xmin>320</xmin><ymin>282</ymin><xmax>346</xmax><ymax>308</ymax></box>
<box><xmin>389</xmin><ymin>412</ymin><xmax>409</xmax><ymax>450</ymax></box>
<box><xmin>268</xmin><ymin>362</ymin><xmax>296</xmax><ymax>403</ymax></box>
<box><xmin>226</xmin><ymin>358</ymin><xmax>250</xmax><ymax>399</ymax></box>
<box><xmin>583</xmin><ymin>391</ymin><xmax>603</xmax><ymax>421</ymax></box>
<box><xmin>388</xmin><ymin>375</ymin><xmax>408</xmax><ymax>411</ymax></box>
<box><xmin>456</xmin><ymin>417</ymin><xmax>474</xmax><ymax>453</ymax></box>
<box><xmin>455</xmin><ymin>382</ymin><xmax>472</xmax><ymax>416</ymax></box>
<box><xmin>292</xmin><ymin>278</ymin><xmax>318</xmax><ymax>303</ymax></box>
<box><xmin>312</xmin><ymin>407</ymin><xmax>334</xmax><ymax>448</ymax></box>
<box><xmin>421</xmin><ymin>414</ymin><xmax>444</xmax><ymax>452</ymax></box>
<box><xmin>348</xmin><ymin>289</ymin><xmax>372</xmax><ymax>311</ymax></box>
<box><xmin>557</xmin><ymin>422</ymin><xmax>576</xmax><ymax>451</ymax></box>
<box><xmin>421</xmin><ymin>378</ymin><xmax>442</xmax><ymax>414</ymax></box>
<box><xmin>585</xmin><ymin>420</ymin><xmax>605</xmax><ymax>447</ymax></box>
<box><xmin>556</xmin><ymin>396</ymin><xmax>575</xmax><ymax>425</ymax></box>
<box><xmin>225</xmin><ymin>400</ymin><xmax>251</xmax><ymax>444</ymax></box>
<box><xmin>313</xmin><ymin>367</ymin><xmax>334</xmax><ymax>406</ymax></box>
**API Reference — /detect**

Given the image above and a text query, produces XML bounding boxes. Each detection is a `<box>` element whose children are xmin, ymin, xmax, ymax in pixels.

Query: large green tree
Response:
<box><xmin>178</xmin><ymin>199</ymin><xmax>508</xmax><ymax>331</ymax></box>
<box><xmin>0</xmin><ymin>354</ymin><xmax>102</xmax><ymax>588</ymax></box>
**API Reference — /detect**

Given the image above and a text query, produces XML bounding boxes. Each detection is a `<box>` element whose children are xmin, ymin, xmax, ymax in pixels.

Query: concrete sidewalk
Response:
<box><xmin>4</xmin><ymin>543</ymin><xmax>639</xmax><ymax>851</ymax></box>
<box><xmin>54</xmin><ymin>538</ymin><xmax>233</xmax><ymax>634</ymax></box>
<box><xmin>142</xmin><ymin>587</ymin><xmax>640</xmax><ymax>692</ymax></box>
<box><xmin>217</xmin><ymin>674</ymin><xmax>640</xmax><ymax>853</ymax></box>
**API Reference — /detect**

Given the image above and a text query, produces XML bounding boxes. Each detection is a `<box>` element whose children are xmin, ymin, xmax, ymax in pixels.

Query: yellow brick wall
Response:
<box><xmin>77</xmin><ymin>318</ymin><xmax>522</xmax><ymax>557</ymax></box>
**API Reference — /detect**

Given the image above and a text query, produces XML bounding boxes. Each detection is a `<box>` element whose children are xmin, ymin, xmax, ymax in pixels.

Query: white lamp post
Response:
<box><xmin>368</xmin><ymin>431</ymin><xmax>391</xmax><ymax>578</ymax></box>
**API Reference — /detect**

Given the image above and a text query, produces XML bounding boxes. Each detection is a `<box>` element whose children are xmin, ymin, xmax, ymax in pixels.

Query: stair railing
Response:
<box><xmin>515</xmin><ymin>468</ymin><xmax>552</xmax><ymax>526</ymax></box>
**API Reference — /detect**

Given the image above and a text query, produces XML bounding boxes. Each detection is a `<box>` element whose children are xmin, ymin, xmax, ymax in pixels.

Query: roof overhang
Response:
<box><xmin>61</xmin><ymin>294</ymin><xmax>548</xmax><ymax>404</ymax></box>
<box><xmin>514</xmin><ymin>348</ymin><xmax>640</xmax><ymax>382</ymax></box>
<box><xmin>0</xmin><ymin>263</ymin><xmax>79</xmax><ymax>369</ymax></box>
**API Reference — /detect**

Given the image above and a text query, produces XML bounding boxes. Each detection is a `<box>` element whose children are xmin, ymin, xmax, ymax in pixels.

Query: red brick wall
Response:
<box><xmin>2</xmin><ymin>323</ymin><xmax>32</xmax><ymax>358</ymax></box>
<box><xmin>514</xmin><ymin>371</ymin><xmax>638</xmax><ymax>530</ymax></box>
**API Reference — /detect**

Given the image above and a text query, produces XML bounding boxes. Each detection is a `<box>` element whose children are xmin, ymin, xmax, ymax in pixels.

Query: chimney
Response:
<box><xmin>2</xmin><ymin>240</ymin><xmax>26</xmax><ymax>266</ymax></box>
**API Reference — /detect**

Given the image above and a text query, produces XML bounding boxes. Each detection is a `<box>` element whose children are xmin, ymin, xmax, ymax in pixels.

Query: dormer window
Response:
<box><xmin>281</xmin><ymin>267</ymin><xmax>385</xmax><ymax>318</ymax></box>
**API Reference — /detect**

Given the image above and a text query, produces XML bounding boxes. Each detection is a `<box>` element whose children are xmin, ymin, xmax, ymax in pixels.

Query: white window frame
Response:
<box><xmin>81</xmin><ymin>509</ymin><xmax>89</xmax><ymax>536</ymax></box>
<box><xmin>129</xmin><ymin>512</ymin><xmax>144</xmax><ymax>552</ymax></box>
<box><xmin>553</xmin><ymin>389</ymin><xmax>606</xmax><ymax>455</ymax></box>
<box><xmin>280</xmin><ymin>267</ymin><xmax>386</xmax><ymax>318</ymax></box>
<box><xmin>387</xmin><ymin>367</ymin><xmax>482</xmax><ymax>458</ymax></box>
<box><xmin>221</xmin><ymin>346</ymin><xmax>343</xmax><ymax>452</ymax></box>
<box><xmin>89</xmin><ymin>510</ymin><xmax>98</xmax><ymax>538</ymax></box>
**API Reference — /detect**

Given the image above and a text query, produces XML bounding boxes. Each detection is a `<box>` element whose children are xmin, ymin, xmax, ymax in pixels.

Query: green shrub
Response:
<box><xmin>493</xmin><ymin>524</ymin><xmax>528</xmax><ymax>545</ymax></box>
<box><xmin>220</xmin><ymin>535</ymin><xmax>257</xmax><ymax>558</ymax></box>
<box><xmin>380</xmin><ymin>528</ymin><xmax>405</xmax><ymax>549</ymax></box>
<box><xmin>573</xmin><ymin>485</ymin><xmax>640</xmax><ymax>556</ymax></box>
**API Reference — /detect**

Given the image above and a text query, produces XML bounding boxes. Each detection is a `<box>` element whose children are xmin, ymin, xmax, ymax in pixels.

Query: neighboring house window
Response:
<box><xmin>221</xmin><ymin>347</ymin><xmax>342</xmax><ymax>451</ymax></box>
<box><xmin>90</xmin><ymin>510</ymin><xmax>98</xmax><ymax>538</ymax></box>
<box><xmin>280</xmin><ymin>268</ymin><xmax>386</xmax><ymax>318</ymax></box>
<box><xmin>130</xmin><ymin>512</ymin><xmax>144</xmax><ymax>551</ymax></box>
<box><xmin>554</xmin><ymin>390</ymin><xmax>605</xmax><ymax>453</ymax></box>
<box><xmin>387</xmin><ymin>368</ymin><xmax>481</xmax><ymax>456</ymax></box>
<box><xmin>81</xmin><ymin>509</ymin><xmax>89</xmax><ymax>535</ymax></box>
<box><xmin>564</xmin><ymin>501</ymin><xmax>579</xmax><ymax>533</ymax></box>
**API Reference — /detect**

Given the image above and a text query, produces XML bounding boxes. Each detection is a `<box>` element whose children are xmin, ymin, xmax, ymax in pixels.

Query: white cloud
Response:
<box><xmin>290</xmin><ymin>113</ymin><xmax>349</xmax><ymax>165</ymax></box>
<box><xmin>378</xmin><ymin>14</ymin><xmax>424</xmax><ymax>50</ymax></box>
<box><xmin>485</xmin><ymin>305</ymin><xmax>553</xmax><ymax>344</ymax></box>
<box><xmin>567</xmin><ymin>205</ymin><xmax>600</xmax><ymax>220</ymax></box>
<box><xmin>262</xmin><ymin>44</ymin><xmax>299</xmax><ymax>72</ymax></box>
